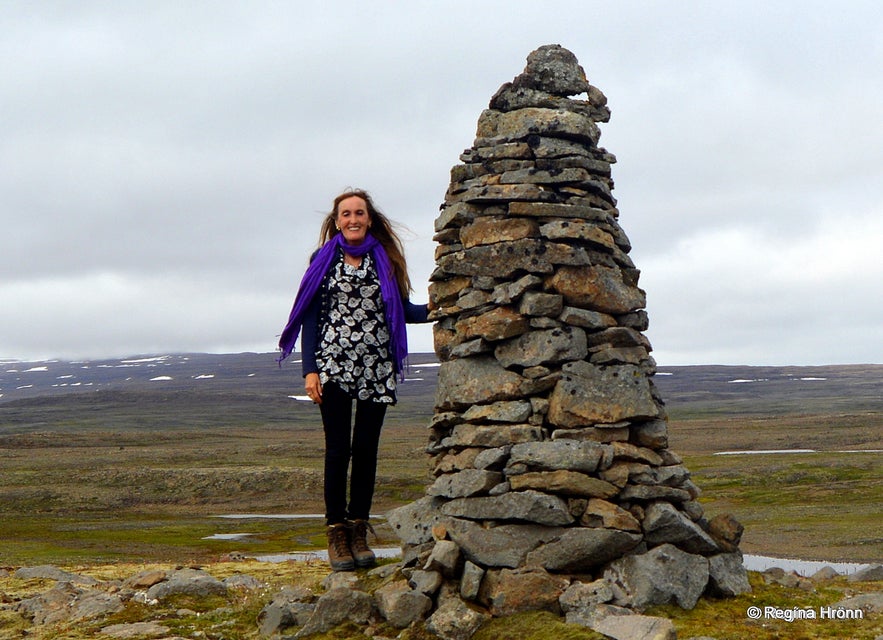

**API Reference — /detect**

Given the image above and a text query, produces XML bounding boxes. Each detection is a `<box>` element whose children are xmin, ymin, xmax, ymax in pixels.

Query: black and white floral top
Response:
<box><xmin>316</xmin><ymin>252</ymin><xmax>397</xmax><ymax>403</ymax></box>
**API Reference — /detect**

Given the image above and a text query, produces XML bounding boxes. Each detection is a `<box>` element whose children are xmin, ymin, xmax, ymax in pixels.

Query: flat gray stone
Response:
<box><xmin>525</xmin><ymin>528</ymin><xmax>642</xmax><ymax>572</ymax></box>
<box><xmin>508</xmin><ymin>439</ymin><xmax>604</xmax><ymax>473</ymax></box>
<box><xmin>145</xmin><ymin>568</ymin><xmax>227</xmax><ymax>601</ymax></box>
<box><xmin>495</xmin><ymin>326</ymin><xmax>587</xmax><ymax>368</ymax></box>
<box><xmin>446</xmin><ymin>518</ymin><xmax>566</xmax><ymax>568</ymax></box>
<box><xmin>100</xmin><ymin>622</ymin><xmax>171</xmax><ymax>639</ymax></box>
<box><xmin>441</xmin><ymin>489</ymin><xmax>573</xmax><ymax>526</ymax></box>
<box><xmin>427</xmin><ymin>469</ymin><xmax>503</xmax><ymax>498</ymax></box>
<box><xmin>590</xmin><ymin>613</ymin><xmax>677</xmax><ymax>640</ymax></box>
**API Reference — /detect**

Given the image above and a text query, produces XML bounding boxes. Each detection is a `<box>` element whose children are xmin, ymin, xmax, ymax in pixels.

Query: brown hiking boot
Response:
<box><xmin>326</xmin><ymin>523</ymin><xmax>354</xmax><ymax>572</ymax></box>
<box><xmin>349</xmin><ymin>519</ymin><xmax>376</xmax><ymax>568</ymax></box>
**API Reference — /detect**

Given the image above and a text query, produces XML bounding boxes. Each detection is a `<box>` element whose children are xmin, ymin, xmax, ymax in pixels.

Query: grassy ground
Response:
<box><xmin>0</xmin><ymin>560</ymin><xmax>880</xmax><ymax>640</ymax></box>
<box><xmin>1</xmin><ymin>406</ymin><xmax>881</xmax><ymax>565</ymax></box>
<box><xmin>1</xmin><ymin>361</ymin><xmax>881</xmax><ymax>564</ymax></box>
<box><xmin>667</xmin><ymin>409</ymin><xmax>883</xmax><ymax>564</ymax></box>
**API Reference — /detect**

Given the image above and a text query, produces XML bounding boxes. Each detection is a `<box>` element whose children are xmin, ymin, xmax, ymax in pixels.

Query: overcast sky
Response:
<box><xmin>2</xmin><ymin>1</ymin><xmax>881</xmax><ymax>366</ymax></box>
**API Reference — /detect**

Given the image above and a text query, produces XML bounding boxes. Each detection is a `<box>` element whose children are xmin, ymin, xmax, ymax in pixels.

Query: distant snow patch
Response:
<box><xmin>715</xmin><ymin>449</ymin><xmax>816</xmax><ymax>455</ymax></box>
<box><xmin>23</xmin><ymin>366</ymin><xmax>49</xmax><ymax>372</ymax></box>
<box><xmin>194</xmin><ymin>374</ymin><xmax>215</xmax><ymax>379</ymax></box>
<box><xmin>203</xmin><ymin>533</ymin><xmax>254</xmax><ymax>541</ymax></box>
<box><xmin>149</xmin><ymin>376</ymin><xmax>173</xmax><ymax>381</ymax></box>
<box><xmin>122</xmin><ymin>356</ymin><xmax>171</xmax><ymax>364</ymax></box>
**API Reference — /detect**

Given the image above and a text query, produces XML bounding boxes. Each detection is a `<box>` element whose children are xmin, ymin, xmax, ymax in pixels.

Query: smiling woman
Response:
<box><xmin>276</xmin><ymin>188</ymin><xmax>432</xmax><ymax>572</ymax></box>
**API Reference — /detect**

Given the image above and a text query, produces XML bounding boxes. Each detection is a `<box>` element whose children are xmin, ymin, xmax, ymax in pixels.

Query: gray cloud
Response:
<box><xmin>1</xmin><ymin>1</ymin><xmax>881</xmax><ymax>364</ymax></box>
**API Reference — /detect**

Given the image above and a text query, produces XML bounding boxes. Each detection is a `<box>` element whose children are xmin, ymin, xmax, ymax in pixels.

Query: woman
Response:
<box><xmin>278</xmin><ymin>188</ymin><xmax>431</xmax><ymax>571</ymax></box>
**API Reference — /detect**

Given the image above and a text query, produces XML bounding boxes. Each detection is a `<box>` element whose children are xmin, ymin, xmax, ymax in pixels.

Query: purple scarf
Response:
<box><xmin>277</xmin><ymin>233</ymin><xmax>408</xmax><ymax>373</ymax></box>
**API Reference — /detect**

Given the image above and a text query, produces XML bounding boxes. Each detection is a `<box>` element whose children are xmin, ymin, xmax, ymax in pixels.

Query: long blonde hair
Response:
<box><xmin>319</xmin><ymin>188</ymin><xmax>412</xmax><ymax>298</ymax></box>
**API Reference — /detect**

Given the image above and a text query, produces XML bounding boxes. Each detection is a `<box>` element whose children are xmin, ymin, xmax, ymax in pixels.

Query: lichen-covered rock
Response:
<box><xmin>145</xmin><ymin>568</ymin><xmax>227</xmax><ymax>601</ymax></box>
<box><xmin>478</xmin><ymin>567</ymin><xmax>569</xmax><ymax>617</ymax></box>
<box><xmin>513</xmin><ymin>44</ymin><xmax>591</xmax><ymax>97</ymax></box>
<box><xmin>258</xmin><ymin>587</ymin><xmax>315</xmax><ymax>637</ymax></box>
<box><xmin>604</xmin><ymin>544</ymin><xmax>710</xmax><ymax>611</ymax></box>
<box><xmin>580</xmin><ymin>498</ymin><xmax>642</xmax><ymax>532</ymax></box>
<box><xmin>435</xmin><ymin>356</ymin><xmax>540</xmax><ymax>410</ymax></box>
<box><xmin>525</xmin><ymin>528</ymin><xmax>642</xmax><ymax>572</ymax></box>
<box><xmin>294</xmin><ymin>587</ymin><xmax>373</xmax><ymax>638</ymax></box>
<box><xmin>427</xmin><ymin>469</ymin><xmax>503</xmax><ymax>498</ymax></box>
<box><xmin>441</xmin><ymin>489</ymin><xmax>574</xmax><ymax>526</ymax></box>
<box><xmin>424</xmin><ymin>539</ymin><xmax>463</xmax><ymax>577</ymax></box>
<box><xmin>494</xmin><ymin>326</ymin><xmax>587</xmax><ymax>368</ymax></box>
<box><xmin>642</xmin><ymin>501</ymin><xmax>720</xmax><ymax>555</ymax></box>
<box><xmin>707</xmin><ymin>512</ymin><xmax>745</xmax><ymax>552</ymax></box>
<box><xmin>547</xmin><ymin>361</ymin><xmax>659</xmax><ymax>426</ymax></box>
<box><xmin>15</xmin><ymin>582</ymin><xmax>124</xmax><ymax>625</ymax></box>
<box><xmin>425</xmin><ymin>596</ymin><xmax>489</xmax><ymax>640</ymax></box>
<box><xmin>374</xmin><ymin>580</ymin><xmax>432</xmax><ymax>629</ymax></box>
<box><xmin>545</xmin><ymin>265</ymin><xmax>645</xmax><ymax>314</ymax></box>
<box><xmin>386</xmin><ymin>495</ymin><xmax>446</xmax><ymax>546</ymax></box>
<box><xmin>707</xmin><ymin>552</ymin><xmax>752</xmax><ymax>597</ymax></box>
<box><xmin>508</xmin><ymin>439</ymin><xmax>605</xmax><ymax>473</ymax></box>
<box><xmin>446</xmin><ymin>518</ymin><xmax>566</xmax><ymax>568</ymax></box>
<box><xmin>587</xmin><ymin>613</ymin><xmax>677</xmax><ymax>640</ymax></box>
<box><xmin>508</xmin><ymin>469</ymin><xmax>619</xmax><ymax>498</ymax></box>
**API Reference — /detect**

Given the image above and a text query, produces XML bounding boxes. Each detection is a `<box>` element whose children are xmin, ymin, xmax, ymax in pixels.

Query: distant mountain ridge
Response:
<box><xmin>2</xmin><ymin>352</ymin><xmax>881</xmax><ymax>420</ymax></box>
<box><xmin>0</xmin><ymin>352</ymin><xmax>442</xmax><ymax>405</ymax></box>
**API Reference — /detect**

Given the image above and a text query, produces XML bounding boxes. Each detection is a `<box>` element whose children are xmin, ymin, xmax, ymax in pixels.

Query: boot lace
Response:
<box><xmin>350</xmin><ymin>519</ymin><xmax>375</xmax><ymax>553</ymax></box>
<box><xmin>328</xmin><ymin>524</ymin><xmax>351</xmax><ymax>558</ymax></box>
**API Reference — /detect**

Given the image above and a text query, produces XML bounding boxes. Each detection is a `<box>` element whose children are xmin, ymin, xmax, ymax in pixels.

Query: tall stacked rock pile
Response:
<box><xmin>388</xmin><ymin>44</ymin><xmax>750</xmax><ymax>626</ymax></box>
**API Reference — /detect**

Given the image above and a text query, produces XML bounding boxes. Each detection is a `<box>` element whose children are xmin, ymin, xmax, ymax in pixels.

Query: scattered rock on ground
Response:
<box><xmin>14</xmin><ymin>581</ymin><xmax>124</xmax><ymax>625</ymax></box>
<box><xmin>4</xmin><ymin>558</ymin><xmax>882</xmax><ymax>639</ymax></box>
<box><xmin>100</xmin><ymin>621</ymin><xmax>172</xmax><ymax>639</ymax></box>
<box><xmin>848</xmin><ymin>563</ymin><xmax>883</xmax><ymax>582</ymax></box>
<box><xmin>14</xmin><ymin>565</ymin><xmax>99</xmax><ymax>585</ymax></box>
<box><xmin>145</xmin><ymin>568</ymin><xmax>227</xmax><ymax>601</ymax></box>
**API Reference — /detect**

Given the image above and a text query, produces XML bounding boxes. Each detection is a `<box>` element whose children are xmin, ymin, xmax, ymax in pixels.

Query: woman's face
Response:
<box><xmin>336</xmin><ymin>195</ymin><xmax>371</xmax><ymax>245</ymax></box>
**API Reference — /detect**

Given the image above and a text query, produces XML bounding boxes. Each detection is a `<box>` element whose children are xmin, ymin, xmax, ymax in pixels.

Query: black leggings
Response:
<box><xmin>319</xmin><ymin>381</ymin><xmax>388</xmax><ymax>525</ymax></box>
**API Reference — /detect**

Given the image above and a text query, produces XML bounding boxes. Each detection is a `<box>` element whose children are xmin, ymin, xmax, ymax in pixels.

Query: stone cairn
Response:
<box><xmin>387</xmin><ymin>45</ymin><xmax>750</xmax><ymax>634</ymax></box>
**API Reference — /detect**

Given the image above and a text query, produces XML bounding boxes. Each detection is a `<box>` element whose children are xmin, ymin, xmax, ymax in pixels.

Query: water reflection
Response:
<box><xmin>743</xmin><ymin>554</ymin><xmax>872</xmax><ymax>576</ymax></box>
<box><xmin>203</xmin><ymin>533</ymin><xmax>254</xmax><ymax>541</ymax></box>
<box><xmin>251</xmin><ymin>547</ymin><xmax>401</xmax><ymax>563</ymax></box>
